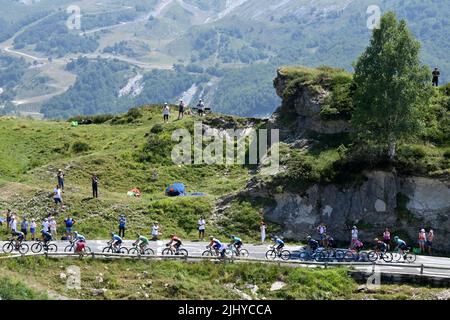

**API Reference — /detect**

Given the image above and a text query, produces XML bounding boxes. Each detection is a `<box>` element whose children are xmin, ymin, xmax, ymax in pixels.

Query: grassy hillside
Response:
<box><xmin>0</xmin><ymin>106</ymin><xmax>262</xmax><ymax>240</ymax></box>
<box><xmin>0</xmin><ymin>256</ymin><xmax>449</xmax><ymax>300</ymax></box>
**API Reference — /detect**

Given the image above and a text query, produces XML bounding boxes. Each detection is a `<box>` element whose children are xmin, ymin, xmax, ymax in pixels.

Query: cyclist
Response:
<box><xmin>229</xmin><ymin>235</ymin><xmax>243</xmax><ymax>255</ymax></box>
<box><xmin>394</xmin><ymin>236</ymin><xmax>409</xmax><ymax>259</ymax></box>
<box><xmin>353</xmin><ymin>239</ymin><xmax>364</xmax><ymax>252</ymax></box>
<box><xmin>12</xmin><ymin>230</ymin><xmax>25</xmax><ymax>249</ymax></box>
<box><xmin>306</xmin><ymin>236</ymin><xmax>319</xmax><ymax>253</ymax></box>
<box><xmin>73</xmin><ymin>231</ymin><xmax>86</xmax><ymax>244</ymax></box>
<box><xmin>109</xmin><ymin>232</ymin><xmax>123</xmax><ymax>252</ymax></box>
<box><xmin>207</xmin><ymin>236</ymin><xmax>226</xmax><ymax>257</ymax></box>
<box><xmin>133</xmin><ymin>234</ymin><xmax>149</xmax><ymax>254</ymax></box>
<box><xmin>41</xmin><ymin>229</ymin><xmax>53</xmax><ymax>245</ymax></box>
<box><xmin>374</xmin><ymin>238</ymin><xmax>388</xmax><ymax>258</ymax></box>
<box><xmin>166</xmin><ymin>234</ymin><xmax>183</xmax><ymax>254</ymax></box>
<box><xmin>272</xmin><ymin>236</ymin><xmax>285</xmax><ymax>253</ymax></box>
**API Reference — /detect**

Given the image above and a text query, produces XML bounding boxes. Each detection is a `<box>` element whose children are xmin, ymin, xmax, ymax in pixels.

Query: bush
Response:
<box><xmin>151</xmin><ymin>124</ymin><xmax>164</xmax><ymax>134</ymax></box>
<box><xmin>71</xmin><ymin>141</ymin><xmax>90</xmax><ymax>153</ymax></box>
<box><xmin>126</xmin><ymin>108</ymin><xmax>143</xmax><ymax>119</ymax></box>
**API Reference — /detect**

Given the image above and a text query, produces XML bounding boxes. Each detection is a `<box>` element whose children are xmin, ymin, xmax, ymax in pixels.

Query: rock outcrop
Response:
<box><xmin>243</xmin><ymin>171</ymin><xmax>450</xmax><ymax>251</ymax></box>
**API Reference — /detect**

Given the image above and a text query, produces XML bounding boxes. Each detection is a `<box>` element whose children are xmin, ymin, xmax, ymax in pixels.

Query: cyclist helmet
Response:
<box><xmin>306</xmin><ymin>236</ymin><xmax>311</xmax><ymax>240</ymax></box>
<box><xmin>74</xmin><ymin>231</ymin><xmax>78</xmax><ymax>237</ymax></box>
<box><xmin>230</xmin><ymin>235</ymin><xmax>235</xmax><ymax>239</ymax></box>
<box><xmin>111</xmin><ymin>232</ymin><xmax>115</xmax><ymax>237</ymax></box>
<box><xmin>209</xmin><ymin>236</ymin><xmax>214</xmax><ymax>240</ymax></box>
<box><xmin>374</xmin><ymin>238</ymin><xmax>379</xmax><ymax>242</ymax></box>
<box><xmin>394</xmin><ymin>236</ymin><xmax>399</xmax><ymax>241</ymax></box>
<box><xmin>169</xmin><ymin>234</ymin><xmax>175</xmax><ymax>238</ymax></box>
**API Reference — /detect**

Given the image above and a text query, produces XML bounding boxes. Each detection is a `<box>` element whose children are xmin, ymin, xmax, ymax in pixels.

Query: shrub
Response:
<box><xmin>71</xmin><ymin>141</ymin><xmax>90</xmax><ymax>153</ymax></box>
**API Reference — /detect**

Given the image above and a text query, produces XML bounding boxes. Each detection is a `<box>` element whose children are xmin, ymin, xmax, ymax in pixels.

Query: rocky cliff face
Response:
<box><xmin>243</xmin><ymin>171</ymin><xmax>450</xmax><ymax>251</ymax></box>
<box><xmin>270</xmin><ymin>67</ymin><xmax>351</xmax><ymax>142</ymax></box>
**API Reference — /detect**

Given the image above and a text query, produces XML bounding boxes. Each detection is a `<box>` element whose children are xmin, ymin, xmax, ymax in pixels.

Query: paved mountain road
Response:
<box><xmin>2</xmin><ymin>240</ymin><xmax>450</xmax><ymax>278</ymax></box>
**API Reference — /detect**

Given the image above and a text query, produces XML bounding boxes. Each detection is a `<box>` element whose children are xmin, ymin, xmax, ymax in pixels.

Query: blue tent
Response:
<box><xmin>165</xmin><ymin>183</ymin><xmax>186</xmax><ymax>197</ymax></box>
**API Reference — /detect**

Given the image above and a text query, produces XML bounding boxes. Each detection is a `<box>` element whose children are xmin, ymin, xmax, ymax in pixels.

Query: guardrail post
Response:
<box><xmin>420</xmin><ymin>264</ymin><xmax>424</xmax><ymax>275</ymax></box>
<box><xmin>44</xmin><ymin>252</ymin><xmax>48</xmax><ymax>259</ymax></box>
<box><xmin>372</xmin><ymin>262</ymin><xmax>376</xmax><ymax>273</ymax></box>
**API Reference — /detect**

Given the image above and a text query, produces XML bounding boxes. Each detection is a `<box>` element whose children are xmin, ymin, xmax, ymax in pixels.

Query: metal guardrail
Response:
<box><xmin>1</xmin><ymin>251</ymin><xmax>450</xmax><ymax>277</ymax></box>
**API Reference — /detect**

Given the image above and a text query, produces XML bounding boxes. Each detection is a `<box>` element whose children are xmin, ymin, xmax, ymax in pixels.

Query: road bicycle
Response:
<box><xmin>64</xmin><ymin>240</ymin><xmax>92</xmax><ymax>253</ymax></box>
<box><xmin>367</xmin><ymin>250</ymin><xmax>393</xmax><ymax>263</ymax></box>
<box><xmin>31</xmin><ymin>240</ymin><xmax>58</xmax><ymax>253</ymax></box>
<box><xmin>298</xmin><ymin>247</ymin><xmax>328</xmax><ymax>262</ymax></box>
<box><xmin>128</xmin><ymin>243</ymin><xmax>155</xmax><ymax>256</ymax></box>
<box><xmin>392</xmin><ymin>248</ymin><xmax>417</xmax><ymax>263</ymax></box>
<box><xmin>102</xmin><ymin>242</ymin><xmax>128</xmax><ymax>254</ymax></box>
<box><xmin>224</xmin><ymin>244</ymin><xmax>249</xmax><ymax>258</ymax></box>
<box><xmin>2</xmin><ymin>240</ymin><xmax>29</xmax><ymax>254</ymax></box>
<box><xmin>161</xmin><ymin>244</ymin><xmax>188</xmax><ymax>256</ymax></box>
<box><xmin>265</xmin><ymin>246</ymin><xmax>291</xmax><ymax>261</ymax></box>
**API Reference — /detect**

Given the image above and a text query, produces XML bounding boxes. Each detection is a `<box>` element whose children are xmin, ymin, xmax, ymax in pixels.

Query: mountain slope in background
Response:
<box><xmin>0</xmin><ymin>0</ymin><xmax>449</xmax><ymax>118</ymax></box>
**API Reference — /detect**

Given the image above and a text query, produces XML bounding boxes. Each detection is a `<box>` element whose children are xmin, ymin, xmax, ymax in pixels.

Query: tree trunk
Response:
<box><xmin>388</xmin><ymin>136</ymin><xmax>396</xmax><ymax>161</ymax></box>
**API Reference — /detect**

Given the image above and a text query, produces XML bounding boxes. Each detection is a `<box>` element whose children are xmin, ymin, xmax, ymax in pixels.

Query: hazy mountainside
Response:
<box><xmin>0</xmin><ymin>0</ymin><xmax>449</xmax><ymax>119</ymax></box>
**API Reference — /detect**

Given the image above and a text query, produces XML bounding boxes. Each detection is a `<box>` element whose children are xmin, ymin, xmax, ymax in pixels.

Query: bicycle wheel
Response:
<box><xmin>202</xmin><ymin>250</ymin><xmax>213</xmax><ymax>257</ymax></box>
<box><xmin>128</xmin><ymin>248</ymin><xmax>139</xmax><ymax>255</ymax></box>
<box><xmin>382</xmin><ymin>252</ymin><xmax>393</xmax><ymax>263</ymax></box>
<box><xmin>31</xmin><ymin>243</ymin><xmax>42</xmax><ymax>253</ymax></box>
<box><xmin>64</xmin><ymin>245</ymin><xmax>73</xmax><ymax>252</ymax></box>
<box><xmin>265</xmin><ymin>249</ymin><xmax>277</xmax><ymax>260</ymax></box>
<box><xmin>177</xmin><ymin>249</ymin><xmax>188</xmax><ymax>256</ymax></box>
<box><xmin>2</xmin><ymin>242</ymin><xmax>14</xmax><ymax>254</ymax></box>
<box><xmin>280</xmin><ymin>250</ymin><xmax>291</xmax><ymax>261</ymax></box>
<box><xmin>239</xmin><ymin>249</ymin><xmax>249</xmax><ymax>258</ymax></box>
<box><xmin>358</xmin><ymin>252</ymin><xmax>369</xmax><ymax>262</ymax></box>
<box><xmin>335</xmin><ymin>250</ymin><xmax>345</xmax><ymax>262</ymax></box>
<box><xmin>144</xmin><ymin>248</ymin><xmax>155</xmax><ymax>255</ymax></box>
<box><xmin>19</xmin><ymin>243</ymin><xmax>29</xmax><ymax>254</ymax></box>
<box><xmin>299</xmin><ymin>251</ymin><xmax>309</xmax><ymax>261</ymax></box>
<box><xmin>367</xmin><ymin>251</ymin><xmax>379</xmax><ymax>262</ymax></box>
<box><xmin>102</xmin><ymin>247</ymin><xmax>113</xmax><ymax>254</ymax></box>
<box><xmin>84</xmin><ymin>246</ymin><xmax>92</xmax><ymax>253</ymax></box>
<box><xmin>118</xmin><ymin>247</ymin><xmax>128</xmax><ymax>254</ymax></box>
<box><xmin>344</xmin><ymin>251</ymin><xmax>355</xmax><ymax>262</ymax></box>
<box><xmin>315</xmin><ymin>251</ymin><xmax>329</xmax><ymax>262</ymax></box>
<box><xmin>162</xmin><ymin>248</ymin><xmax>173</xmax><ymax>255</ymax></box>
<box><xmin>405</xmin><ymin>252</ymin><xmax>416</xmax><ymax>263</ymax></box>
<box><xmin>47</xmin><ymin>244</ymin><xmax>58</xmax><ymax>253</ymax></box>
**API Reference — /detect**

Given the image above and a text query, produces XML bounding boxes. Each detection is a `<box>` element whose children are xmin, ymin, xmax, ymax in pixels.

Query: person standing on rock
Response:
<box><xmin>178</xmin><ymin>99</ymin><xmax>185</xmax><ymax>120</ymax></box>
<box><xmin>418</xmin><ymin>229</ymin><xmax>427</xmax><ymax>254</ymax></box>
<box><xmin>163</xmin><ymin>103</ymin><xmax>170</xmax><ymax>123</ymax></box>
<box><xmin>427</xmin><ymin>229</ymin><xmax>434</xmax><ymax>255</ymax></box>
<box><xmin>92</xmin><ymin>173</ymin><xmax>99</xmax><ymax>198</ymax></box>
<box><xmin>57</xmin><ymin>169</ymin><xmax>65</xmax><ymax>191</ymax></box>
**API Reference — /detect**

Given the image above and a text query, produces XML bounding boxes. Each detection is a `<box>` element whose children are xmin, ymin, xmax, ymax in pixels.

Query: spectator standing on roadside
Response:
<box><xmin>151</xmin><ymin>221</ymin><xmax>160</xmax><ymax>240</ymax></box>
<box><xmin>92</xmin><ymin>173</ymin><xmax>99</xmax><ymax>198</ymax></box>
<box><xmin>9</xmin><ymin>215</ymin><xmax>17</xmax><ymax>233</ymax></box>
<box><xmin>198</xmin><ymin>216</ymin><xmax>206</xmax><ymax>241</ymax></box>
<box><xmin>30</xmin><ymin>219</ymin><xmax>37</xmax><ymax>241</ymax></box>
<box><xmin>317</xmin><ymin>223</ymin><xmax>327</xmax><ymax>247</ymax></box>
<box><xmin>119</xmin><ymin>214</ymin><xmax>126</xmax><ymax>238</ymax></box>
<box><xmin>418</xmin><ymin>228</ymin><xmax>427</xmax><ymax>254</ymax></box>
<box><xmin>20</xmin><ymin>217</ymin><xmax>29</xmax><ymax>241</ymax></box>
<box><xmin>64</xmin><ymin>216</ymin><xmax>75</xmax><ymax>239</ymax></box>
<box><xmin>197</xmin><ymin>99</ymin><xmax>205</xmax><ymax>117</ymax></box>
<box><xmin>50</xmin><ymin>217</ymin><xmax>57</xmax><ymax>238</ymax></box>
<box><xmin>383</xmin><ymin>227</ymin><xmax>391</xmax><ymax>251</ymax></box>
<box><xmin>42</xmin><ymin>218</ymin><xmax>50</xmax><ymax>233</ymax></box>
<box><xmin>427</xmin><ymin>229</ymin><xmax>435</xmax><ymax>255</ymax></box>
<box><xmin>57</xmin><ymin>169</ymin><xmax>65</xmax><ymax>191</ymax></box>
<box><xmin>351</xmin><ymin>226</ymin><xmax>358</xmax><ymax>248</ymax></box>
<box><xmin>6</xmin><ymin>209</ymin><xmax>12</xmax><ymax>231</ymax></box>
<box><xmin>260</xmin><ymin>221</ymin><xmax>267</xmax><ymax>244</ymax></box>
